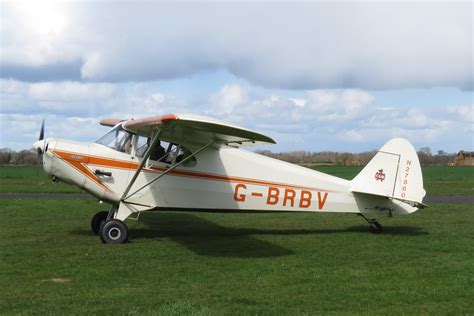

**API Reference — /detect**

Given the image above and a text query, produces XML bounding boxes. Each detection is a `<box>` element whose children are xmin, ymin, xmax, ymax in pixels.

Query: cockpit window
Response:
<box><xmin>96</xmin><ymin>124</ymin><xmax>133</xmax><ymax>154</ymax></box>
<box><xmin>96</xmin><ymin>125</ymin><xmax>197</xmax><ymax>167</ymax></box>
<box><xmin>149</xmin><ymin>141</ymin><xmax>196</xmax><ymax>167</ymax></box>
<box><xmin>135</xmin><ymin>136</ymin><xmax>197</xmax><ymax>167</ymax></box>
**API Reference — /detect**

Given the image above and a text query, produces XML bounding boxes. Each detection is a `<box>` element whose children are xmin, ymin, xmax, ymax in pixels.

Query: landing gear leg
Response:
<box><xmin>358</xmin><ymin>213</ymin><xmax>383</xmax><ymax>234</ymax></box>
<box><xmin>106</xmin><ymin>205</ymin><xmax>118</xmax><ymax>221</ymax></box>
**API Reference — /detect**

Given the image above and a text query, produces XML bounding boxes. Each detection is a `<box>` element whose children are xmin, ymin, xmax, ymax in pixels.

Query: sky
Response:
<box><xmin>0</xmin><ymin>1</ymin><xmax>473</xmax><ymax>153</ymax></box>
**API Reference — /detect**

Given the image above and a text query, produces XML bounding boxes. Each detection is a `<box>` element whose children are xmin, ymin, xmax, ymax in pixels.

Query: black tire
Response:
<box><xmin>91</xmin><ymin>211</ymin><xmax>108</xmax><ymax>235</ymax></box>
<box><xmin>369</xmin><ymin>220</ymin><xmax>383</xmax><ymax>234</ymax></box>
<box><xmin>100</xmin><ymin>219</ymin><xmax>128</xmax><ymax>244</ymax></box>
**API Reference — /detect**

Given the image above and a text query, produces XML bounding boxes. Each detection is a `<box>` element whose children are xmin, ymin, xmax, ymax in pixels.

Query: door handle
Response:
<box><xmin>95</xmin><ymin>169</ymin><xmax>112</xmax><ymax>177</ymax></box>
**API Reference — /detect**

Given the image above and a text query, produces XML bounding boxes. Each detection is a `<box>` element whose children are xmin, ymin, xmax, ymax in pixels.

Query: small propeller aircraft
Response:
<box><xmin>33</xmin><ymin>114</ymin><xmax>426</xmax><ymax>244</ymax></box>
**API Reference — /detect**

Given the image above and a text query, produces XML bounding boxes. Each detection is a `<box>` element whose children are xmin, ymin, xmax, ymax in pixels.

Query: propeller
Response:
<box><xmin>39</xmin><ymin>118</ymin><xmax>45</xmax><ymax>143</ymax></box>
<box><xmin>35</xmin><ymin>119</ymin><xmax>46</xmax><ymax>175</ymax></box>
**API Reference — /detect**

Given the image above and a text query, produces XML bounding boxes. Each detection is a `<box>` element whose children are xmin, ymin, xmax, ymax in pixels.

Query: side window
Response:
<box><xmin>135</xmin><ymin>135</ymin><xmax>149</xmax><ymax>157</ymax></box>
<box><xmin>167</xmin><ymin>145</ymin><xmax>197</xmax><ymax>167</ymax></box>
<box><xmin>180</xmin><ymin>147</ymin><xmax>197</xmax><ymax>167</ymax></box>
<box><xmin>147</xmin><ymin>141</ymin><xmax>197</xmax><ymax>167</ymax></box>
<box><xmin>150</xmin><ymin>141</ymin><xmax>170</xmax><ymax>162</ymax></box>
<box><xmin>167</xmin><ymin>144</ymin><xmax>181</xmax><ymax>163</ymax></box>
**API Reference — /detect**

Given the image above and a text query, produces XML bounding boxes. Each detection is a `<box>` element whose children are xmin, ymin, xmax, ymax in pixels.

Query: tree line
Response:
<box><xmin>0</xmin><ymin>147</ymin><xmax>457</xmax><ymax>167</ymax></box>
<box><xmin>257</xmin><ymin>147</ymin><xmax>456</xmax><ymax>166</ymax></box>
<box><xmin>0</xmin><ymin>149</ymin><xmax>38</xmax><ymax>166</ymax></box>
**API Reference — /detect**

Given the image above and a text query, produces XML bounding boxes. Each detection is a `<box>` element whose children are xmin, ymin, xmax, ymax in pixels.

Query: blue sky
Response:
<box><xmin>0</xmin><ymin>1</ymin><xmax>472</xmax><ymax>153</ymax></box>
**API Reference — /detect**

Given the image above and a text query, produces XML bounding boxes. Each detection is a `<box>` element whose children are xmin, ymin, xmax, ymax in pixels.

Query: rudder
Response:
<box><xmin>351</xmin><ymin>138</ymin><xmax>426</xmax><ymax>208</ymax></box>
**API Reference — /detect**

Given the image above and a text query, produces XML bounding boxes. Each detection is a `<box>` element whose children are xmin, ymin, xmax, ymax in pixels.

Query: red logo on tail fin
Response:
<box><xmin>375</xmin><ymin>169</ymin><xmax>385</xmax><ymax>182</ymax></box>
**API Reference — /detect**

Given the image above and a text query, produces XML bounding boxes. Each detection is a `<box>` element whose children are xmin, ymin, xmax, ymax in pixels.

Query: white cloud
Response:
<box><xmin>306</xmin><ymin>90</ymin><xmax>338</xmax><ymax>110</ymax></box>
<box><xmin>340</xmin><ymin>130</ymin><xmax>364</xmax><ymax>142</ymax></box>
<box><xmin>407</xmin><ymin>108</ymin><xmax>429</xmax><ymax>128</ymax></box>
<box><xmin>1</xmin><ymin>2</ymin><xmax>472</xmax><ymax>90</ymax></box>
<box><xmin>304</xmin><ymin>89</ymin><xmax>374</xmax><ymax>121</ymax></box>
<box><xmin>0</xmin><ymin>113</ymin><xmax>103</xmax><ymax>150</ymax></box>
<box><xmin>290</xmin><ymin>98</ymin><xmax>306</xmax><ymax>107</ymax></box>
<box><xmin>1</xmin><ymin>1</ymin><xmax>472</xmax><ymax>154</ymax></box>
<box><xmin>28</xmin><ymin>81</ymin><xmax>117</xmax><ymax>102</ymax></box>
<box><xmin>340</xmin><ymin>90</ymin><xmax>375</xmax><ymax>119</ymax></box>
<box><xmin>209</xmin><ymin>84</ymin><xmax>247</xmax><ymax>115</ymax></box>
<box><xmin>202</xmin><ymin>86</ymin><xmax>473</xmax><ymax>152</ymax></box>
<box><xmin>448</xmin><ymin>105</ymin><xmax>474</xmax><ymax>123</ymax></box>
<box><xmin>151</xmin><ymin>93</ymin><xmax>165</xmax><ymax>104</ymax></box>
<box><xmin>0</xmin><ymin>1</ymin><xmax>83</xmax><ymax>75</ymax></box>
<box><xmin>0</xmin><ymin>79</ymin><xmax>472</xmax><ymax>153</ymax></box>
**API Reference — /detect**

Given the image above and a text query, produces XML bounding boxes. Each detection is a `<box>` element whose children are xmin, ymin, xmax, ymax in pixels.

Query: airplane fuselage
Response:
<box><xmin>40</xmin><ymin>138</ymin><xmax>415</xmax><ymax>216</ymax></box>
<box><xmin>33</xmin><ymin>114</ymin><xmax>425</xmax><ymax>243</ymax></box>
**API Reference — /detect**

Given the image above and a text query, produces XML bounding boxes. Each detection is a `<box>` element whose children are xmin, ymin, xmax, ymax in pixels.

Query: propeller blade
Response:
<box><xmin>39</xmin><ymin>118</ymin><xmax>45</xmax><ymax>141</ymax></box>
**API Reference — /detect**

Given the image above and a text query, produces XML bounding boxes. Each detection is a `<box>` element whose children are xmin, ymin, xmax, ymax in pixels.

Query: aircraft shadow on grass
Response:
<box><xmin>131</xmin><ymin>212</ymin><xmax>294</xmax><ymax>258</ymax></box>
<box><xmin>131</xmin><ymin>212</ymin><xmax>428</xmax><ymax>258</ymax></box>
<box><xmin>72</xmin><ymin>212</ymin><xmax>427</xmax><ymax>258</ymax></box>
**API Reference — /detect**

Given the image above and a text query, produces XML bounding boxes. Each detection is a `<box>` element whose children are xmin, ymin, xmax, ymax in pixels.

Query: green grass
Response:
<box><xmin>0</xmin><ymin>166</ymin><xmax>81</xmax><ymax>193</ymax></box>
<box><xmin>1</xmin><ymin>198</ymin><xmax>473</xmax><ymax>314</ymax></box>
<box><xmin>0</xmin><ymin>165</ymin><xmax>473</xmax><ymax>314</ymax></box>
<box><xmin>420</xmin><ymin>166</ymin><xmax>474</xmax><ymax>195</ymax></box>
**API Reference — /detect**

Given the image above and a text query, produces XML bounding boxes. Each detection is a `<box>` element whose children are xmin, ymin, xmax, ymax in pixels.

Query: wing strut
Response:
<box><xmin>121</xmin><ymin>128</ymin><xmax>162</xmax><ymax>201</ymax></box>
<box><xmin>122</xmin><ymin>140</ymin><xmax>216</xmax><ymax>201</ymax></box>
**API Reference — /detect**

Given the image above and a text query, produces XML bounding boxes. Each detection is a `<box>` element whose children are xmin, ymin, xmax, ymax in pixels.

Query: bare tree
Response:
<box><xmin>0</xmin><ymin>152</ymin><xmax>12</xmax><ymax>164</ymax></box>
<box><xmin>13</xmin><ymin>150</ymin><xmax>37</xmax><ymax>166</ymax></box>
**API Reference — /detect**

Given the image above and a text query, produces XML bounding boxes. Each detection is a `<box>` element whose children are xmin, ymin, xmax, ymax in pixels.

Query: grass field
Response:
<box><xmin>1</xmin><ymin>165</ymin><xmax>473</xmax><ymax>314</ymax></box>
<box><xmin>1</xmin><ymin>200</ymin><xmax>473</xmax><ymax>314</ymax></box>
<box><xmin>0</xmin><ymin>167</ymin><xmax>81</xmax><ymax>194</ymax></box>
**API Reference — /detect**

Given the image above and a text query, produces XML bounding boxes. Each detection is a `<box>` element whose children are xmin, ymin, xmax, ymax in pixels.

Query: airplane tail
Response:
<box><xmin>350</xmin><ymin>138</ymin><xmax>426</xmax><ymax>212</ymax></box>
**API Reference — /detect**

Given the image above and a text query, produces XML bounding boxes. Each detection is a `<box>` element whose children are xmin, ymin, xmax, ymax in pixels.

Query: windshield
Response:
<box><xmin>95</xmin><ymin>124</ymin><xmax>133</xmax><ymax>154</ymax></box>
<box><xmin>96</xmin><ymin>125</ymin><xmax>197</xmax><ymax>167</ymax></box>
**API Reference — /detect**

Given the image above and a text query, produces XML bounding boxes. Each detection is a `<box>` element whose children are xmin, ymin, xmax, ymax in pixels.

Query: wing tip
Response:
<box><xmin>124</xmin><ymin>114</ymin><xmax>179</xmax><ymax>129</ymax></box>
<box><xmin>160</xmin><ymin>114</ymin><xmax>179</xmax><ymax>122</ymax></box>
<box><xmin>100</xmin><ymin>118</ymin><xmax>125</xmax><ymax>127</ymax></box>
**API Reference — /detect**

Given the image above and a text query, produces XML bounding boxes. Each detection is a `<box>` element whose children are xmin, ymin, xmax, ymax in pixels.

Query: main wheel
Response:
<box><xmin>369</xmin><ymin>220</ymin><xmax>382</xmax><ymax>234</ymax></box>
<box><xmin>91</xmin><ymin>211</ymin><xmax>108</xmax><ymax>235</ymax></box>
<box><xmin>100</xmin><ymin>219</ymin><xmax>128</xmax><ymax>244</ymax></box>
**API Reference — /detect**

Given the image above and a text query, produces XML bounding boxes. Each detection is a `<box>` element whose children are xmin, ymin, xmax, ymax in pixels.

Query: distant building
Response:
<box><xmin>453</xmin><ymin>150</ymin><xmax>474</xmax><ymax>166</ymax></box>
<box><xmin>344</xmin><ymin>158</ymin><xmax>361</xmax><ymax>166</ymax></box>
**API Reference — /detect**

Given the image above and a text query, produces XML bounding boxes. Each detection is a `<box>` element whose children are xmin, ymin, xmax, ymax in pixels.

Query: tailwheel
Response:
<box><xmin>368</xmin><ymin>220</ymin><xmax>383</xmax><ymax>234</ymax></box>
<box><xmin>91</xmin><ymin>211</ymin><xmax>108</xmax><ymax>235</ymax></box>
<box><xmin>100</xmin><ymin>219</ymin><xmax>128</xmax><ymax>244</ymax></box>
<box><xmin>358</xmin><ymin>213</ymin><xmax>383</xmax><ymax>234</ymax></box>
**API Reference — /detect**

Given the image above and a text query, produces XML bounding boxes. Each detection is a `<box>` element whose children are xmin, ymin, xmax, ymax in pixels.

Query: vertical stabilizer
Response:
<box><xmin>351</xmin><ymin>138</ymin><xmax>426</xmax><ymax>207</ymax></box>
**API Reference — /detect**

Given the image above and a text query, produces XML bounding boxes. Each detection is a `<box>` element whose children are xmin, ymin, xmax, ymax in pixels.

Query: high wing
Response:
<box><xmin>115</xmin><ymin>113</ymin><xmax>276</xmax><ymax>147</ymax></box>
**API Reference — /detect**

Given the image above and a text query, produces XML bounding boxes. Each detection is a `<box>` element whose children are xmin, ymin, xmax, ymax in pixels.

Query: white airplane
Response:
<box><xmin>33</xmin><ymin>114</ymin><xmax>426</xmax><ymax>244</ymax></box>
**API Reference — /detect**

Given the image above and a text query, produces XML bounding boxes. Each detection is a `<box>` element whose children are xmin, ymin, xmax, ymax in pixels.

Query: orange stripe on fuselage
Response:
<box><xmin>52</xmin><ymin>150</ymin><xmax>111</xmax><ymax>191</ymax></box>
<box><xmin>151</xmin><ymin>166</ymin><xmax>331</xmax><ymax>192</ymax></box>
<box><xmin>52</xmin><ymin>149</ymin><xmax>332</xmax><ymax>193</ymax></box>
